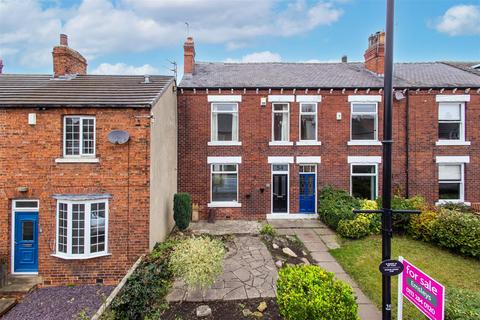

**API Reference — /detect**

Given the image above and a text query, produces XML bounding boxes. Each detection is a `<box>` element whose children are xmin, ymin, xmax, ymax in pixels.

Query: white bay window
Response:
<box><xmin>54</xmin><ymin>197</ymin><xmax>109</xmax><ymax>259</ymax></box>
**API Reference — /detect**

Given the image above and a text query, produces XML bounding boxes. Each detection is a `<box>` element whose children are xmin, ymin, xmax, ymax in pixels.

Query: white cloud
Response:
<box><xmin>91</xmin><ymin>63</ymin><xmax>159</xmax><ymax>75</ymax></box>
<box><xmin>225</xmin><ymin>51</ymin><xmax>282</xmax><ymax>63</ymax></box>
<box><xmin>435</xmin><ymin>5</ymin><xmax>480</xmax><ymax>36</ymax></box>
<box><xmin>0</xmin><ymin>0</ymin><xmax>345</xmax><ymax>69</ymax></box>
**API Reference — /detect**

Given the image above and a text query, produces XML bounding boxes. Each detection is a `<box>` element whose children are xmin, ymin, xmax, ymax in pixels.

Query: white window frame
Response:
<box><xmin>53</xmin><ymin>199</ymin><xmax>109</xmax><ymax>260</ymax></box>
<box><xmin>63</xmin><ymin>116</ymin><xmax>96</xmax><ymax>158</ymax></box>
<box><xmin>349</xmin><ymin>102</ymin><xmax>379</xmax><ymax>145</ymax></box>
<box><xmin>209</xmin><ymin>163</ymin><xmax>241</xmax><ymax>207</ymax></box>
<box><xmin>436</xmin><ymin>102</ymin><xmax>469</xmax><ymax>146</ymax></box>
<box><xmin>437</xmin><ymin>163</ymin><xmax>464</xmax><ymax>204</ymax></box>
<box><xmin>271</xmin><ymin>103</ymin><xmax>291</xmax><ymax>145</ymax></box>
<box><xmin>298</xmin><ymin>102</ymin><xmax>318</xmax><ymax>143</ymax></box>
<box><xmin>350</xmin><ymin>163</ymin><xmax>378</xmax><ymax>200</ymax></box>
<box><xmin>271</xmin><ymin>163</ymin><xmax>290</xmax><ymax>214</ymax></box>
<box><xmin>209</xmin><ymin>102</ymin><xmax>241</xmax><ymax>146</ymax></box>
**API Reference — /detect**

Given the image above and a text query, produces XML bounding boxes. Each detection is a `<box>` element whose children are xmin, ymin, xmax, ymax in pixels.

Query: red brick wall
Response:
<box><xmin>0</xmin><ymin>107</ymin><xmax>151</xmax><ymax>285</ymax></box>
<box><xmin>178</xmin><ymin>88</ymin><xmax>479</xmax><ymax>219</ymax></box>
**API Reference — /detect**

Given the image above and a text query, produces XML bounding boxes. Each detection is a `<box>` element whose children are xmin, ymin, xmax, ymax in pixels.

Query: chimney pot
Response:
<box><xmin>60</xmin><ymin>34</ymin><xmax>68</xmax><ymax>46</ymax></box>
<box><xmin>341</xmin><ymin>55</ymin><xmax>347</xmax><ymax>63</ymax></box>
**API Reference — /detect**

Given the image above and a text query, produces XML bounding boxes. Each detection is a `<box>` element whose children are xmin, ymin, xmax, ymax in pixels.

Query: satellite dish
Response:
<box><xmin>108</xmin><ymin>130</ymin><xmax>130</xmax><ymax>144</ymax></box>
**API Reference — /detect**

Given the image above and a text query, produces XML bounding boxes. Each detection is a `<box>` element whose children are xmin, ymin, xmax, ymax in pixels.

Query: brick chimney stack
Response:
<box><xmin>183</xmin><ymin>37</ymin><xmax>195</xmax><ymax>74</ymax></box>
<box><xmin>364</xmin><ymin>31</ymin><xmax>385</xmax><ymax>75</ymax></box>
<box><xmin>0</xmin><ymin>59</ymin><xmax>3</xmax><ymax>74</ymax></box>
<box><xmin>52</xmin><ymin>34</ymin><xmax>87</xmax><ymax>77</ymax></box>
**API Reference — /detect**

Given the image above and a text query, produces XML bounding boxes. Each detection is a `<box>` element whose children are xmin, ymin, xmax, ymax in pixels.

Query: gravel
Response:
<box><xmin>3</xmin><ymin>285</ymin><xmax>114</xmax><ymax>320</ymax></box>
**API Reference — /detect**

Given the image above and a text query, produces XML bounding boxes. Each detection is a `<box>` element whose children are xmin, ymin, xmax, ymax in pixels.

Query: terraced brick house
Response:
<box><xmin>0</xmin><ymin>35</ymin><xmax>177</xmax><ymax>285</ymax></box>
<box><xmin>177</xmin><ymin>33</ymin><xmax>480</xmax><ymax>220</ymax></box>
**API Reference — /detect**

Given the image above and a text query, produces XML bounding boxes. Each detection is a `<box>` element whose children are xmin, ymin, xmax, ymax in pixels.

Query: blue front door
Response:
<box><xmin>299</xmin><ymin>173</ymin><xmax>315</xmax><ymax>213</ymax></box>
<box><xmin>14</xmin><ymin>212</ymin><xmax>39</xmax><ymax>273</ymax></box>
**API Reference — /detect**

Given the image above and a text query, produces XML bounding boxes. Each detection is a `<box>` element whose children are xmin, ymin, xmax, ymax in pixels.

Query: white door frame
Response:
<box><xmin>11</xmin><ymin>199</ymin><xmax>40</xmax><ymax>275</ymax></box>
<box><xmin>271</xmin><ymin>164</ymin><xmax>290</xmax><ymax>214</ymax></box>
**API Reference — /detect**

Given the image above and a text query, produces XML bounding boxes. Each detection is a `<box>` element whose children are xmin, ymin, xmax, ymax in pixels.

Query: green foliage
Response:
<box><xmin>173</xmin><ymin>193</ymin><xmax>192</xmax><ymax>230</ymax></box>
<box><xmin>276</xmin><ymin>265</ymin><xmax>359</xmax><ymax>320</ymax></box>
<box><xmin>431</xmin><ymin>209</ymin><xmax>480</xmax><ymax>258</ymax></box>
<box><xmin>337</xmin><ymin>215</ymin><xmax>371</xmax><ymax>239</ymax></box>
<box><xmin>110</xmin><ymin>238</ymin><xmax>177</xmax><ymax>320</ymax></box>
<box><xmin>445</xmin><ymin>287</ymin><xmax>480</xmax><ymax>320</ymax></box>
<box><xmin>408</xmin><ymin>210</ymin><xmax>439</xmax><ymax>242</ymax></box>
<box><xmin>377</xmin><ymin>195</ymin><xmax>427</xmax><ymax>232</ymax></box>
<box><xmin>169</xmin><ymin>236</ymin><xmax>225</xmax><ymax>289</ymax></box>
<box><xmin>359</xmin><ymin>199</ymin><xmax>378</xmax><ymax>210</ymax></box>
<box><xmin>438</xmin><ymin>203</ymin><xmax>476</xmax><ymax>213</ymax></box>
<box><xmin>318</xmin><ymin>186</ymin><xmax>360</xmax><ymax>230</ymax></box>
<box><xmin>260</xmin><ymin>223</ymin><xmax>277</xmax><ymax>237</ymax></box>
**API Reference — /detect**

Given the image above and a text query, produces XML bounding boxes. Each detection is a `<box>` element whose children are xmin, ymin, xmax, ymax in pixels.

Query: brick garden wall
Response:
<box><xmin>0</xmin><ymin>107</ymin><xmax>151</xmax><ymax>285</ymax></box>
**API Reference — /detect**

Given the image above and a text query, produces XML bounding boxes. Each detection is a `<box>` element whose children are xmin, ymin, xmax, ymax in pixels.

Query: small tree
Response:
<box><xmin>174</xmin><ymin>193</ymin><xmax>192</xmax><ymax>230</ymax></box>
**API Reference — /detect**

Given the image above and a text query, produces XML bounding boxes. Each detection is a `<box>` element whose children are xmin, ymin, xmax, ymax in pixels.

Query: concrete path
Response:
<box><xmin>268</xmin><ymin>219</ymin><xmax>381</xmax><ymax>320</ymax></box>
<box><xmin>167</xmin><ymin>235</ymin><xmax>277</xmax><ymax>302</ymax></box>
<box><xmin>189</xmin><ymin>220</ymin><xmax>261</xmax><ymax>235</ymax></box>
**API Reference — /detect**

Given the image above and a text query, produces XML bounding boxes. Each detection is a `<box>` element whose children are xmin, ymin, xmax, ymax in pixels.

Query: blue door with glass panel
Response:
<box><xmin>14</xmin><ymin>212</ymin><xmax>39</xmax><ymax>273</ymax></box>
<box><xmin>299</xmin><ymin>174</ymin><xmax>315</xmax><ymax>213</ymax></box>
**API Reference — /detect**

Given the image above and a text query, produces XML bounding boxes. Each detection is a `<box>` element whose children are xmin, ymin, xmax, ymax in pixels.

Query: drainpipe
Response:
<box><xmin>405</xmin><ymin>89</ymin><xmax>410</xmax><ymax>198</ymax></box>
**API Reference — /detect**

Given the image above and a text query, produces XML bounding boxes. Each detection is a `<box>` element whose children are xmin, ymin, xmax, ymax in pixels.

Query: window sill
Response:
<box><xmin>208</xmin><ymin>141</ymin><xmax>242</xmax><ymax>146</ymax></box>
<box><xmin>435</xmin><ymin>141</ymin><xmax>471</xmax><ymax>146</ymax></box>
<box><xmin>435</xmin><ymin>200</ymin><xmax>470</xmax><ymax>206</ymax></box>
<box><xmin>269</xmin><ymin>141</ymin><xmax>294</xmax><ymax>146</ymax></box>
<box><xmin>55</xmin><ymin>157</ymin><xmax>99</xmax><ymax>163</ymax></box>
<box><xmin>296</xmin><ymin>141</ymin><xmax>322</xmax><ymax>146</ymax></box>
<box><xmin>51</xmin><ymin>252</ymin><xmax>111</xmax><ymax>260</ymax></box>
<box><xmin>347</xmin><ymin>141</ymin><xmax>382</xmax><ymax>146</ymax></box>
<box><xmin>207</xmin><ymin>202</ymin><xmax>242</xmax><ymax>208</ymax></box>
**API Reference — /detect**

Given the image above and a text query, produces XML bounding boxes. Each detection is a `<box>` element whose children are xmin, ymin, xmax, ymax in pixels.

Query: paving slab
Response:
<box><xmin>302</xmin><ymin>241</ymin><xmax>328</xmax><ymax>252</ymax></box>
<box><xmin>167</xmin><ymin>235</ymin><xmax>278</xmax><ymax>302</ymax></box>
<box><xmin>0</xmin><ymin>299</ymin><xmax>16</xmax><ymax>317</ymax></box>
<box><xmin>190</xmin><ymin>220</ymin><xmax>261</xmax><ymax>235</ymax></box>
<box><xmin>316</xmin><ymin>261</ymin><xmax>346</xmax><ymax>274</ymax></box>
<box><xmin>358</xmin><ymin>303</ymin><xmax>382</xmax><ymax>320</ymax></box>
<box><xmin>310</xmin><ymin>251</ymin><xmax>336</xmax><ymax>262</ymax></box>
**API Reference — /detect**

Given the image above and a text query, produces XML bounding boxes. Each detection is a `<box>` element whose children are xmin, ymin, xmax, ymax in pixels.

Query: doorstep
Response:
<box><xmin>0</xmin><ymin>275</ymin><xmax>42</xmax><ymax>297</ymax></box>
<box><xmin>266</xmin><ymin>213</ymin><xmax>319</xmax><ymax>220</ymax></box>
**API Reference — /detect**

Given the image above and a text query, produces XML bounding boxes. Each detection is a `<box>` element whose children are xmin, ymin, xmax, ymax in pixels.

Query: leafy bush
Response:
<box><xmin>260</xmin><ymin>223</ymin><xmax>277</xmax><ymax>237</ymax></box>
<box><xmin>173</xmin><ymin>193</ymin><xmax>192</xmax><ymax>230</ymax></box>
<box><xmin>409</xmin><ymin>210</ymin><xmax>438</xmax><ymax>242</ymax></box>
<box><xmin>438</xmin><ymin>203</ymin><xmax>476</xmax><ymax>213</ymax></box>
<box><xmin>359</xmin><ymin>199</ymin><xmax>378</xmax><ymax>211</ymax></box>
<box><xmin>445</xmin><ymin>287</ymin><xmax>480</xmax><ymax>320</ymax></box>
<box><xmin>431</xmin><ymin>209</ymin><xmax>480</xmax><ymax>258</ymax></box>
<box><xmin>169</xmin><ymin>236</ymin><xmax>225</xmax><ymax>289</ymax></box>
<box><xmin>337</xmin><ymin>215</ymin><xmax>371</xmax><ymax>239</ymax></box>
<box><xmin>276</xmin><ymin>265</ymin><xmax>359</xmax><ymax>320</ymax></box>
<box><xmin>377</xmin><ymin>195</ymin><xmax>427</xmax><ymax>233</ymax></box>
<box><xmin>110</xmin><ymin>239</ymin><xmax>177</xmax><ymax>319</ymax></box>
<box><xmin>318</xmin><ymin>186</ymin><xmax>359</xmax><ymax>230</ymax></box>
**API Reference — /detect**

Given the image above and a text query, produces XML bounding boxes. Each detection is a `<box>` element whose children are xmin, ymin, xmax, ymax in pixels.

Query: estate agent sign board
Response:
<box><xmin>398</xmin><ymin>257</ymin><xmax>445</xmax><ymax>320</ymax></box>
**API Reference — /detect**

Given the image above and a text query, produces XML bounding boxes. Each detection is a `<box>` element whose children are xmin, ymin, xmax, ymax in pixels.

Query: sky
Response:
<box><xmin>0</xmin><ymin>0</ymin><xmax>479</xmax><ymax>77</ymax></box>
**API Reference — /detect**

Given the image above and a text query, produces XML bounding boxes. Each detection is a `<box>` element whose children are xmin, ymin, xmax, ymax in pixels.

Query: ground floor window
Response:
<box><xmin>211</xmin><ymin>164</ymin><xmax>238</xmax><ymax>202</ymax></box>
<box><xmin>55</xmin><ymin>199</ymin><xmax>108</xmax><ymax>259</ymax></box>
<box><xmin>438</xmin><ymin>164</ymin><xmax>464</xmax><ymax>201</ymax></box>
<box><xmin>351</xmin><ymin>164</ymin><xmax>377</xmax><ymax>199</ymax></box>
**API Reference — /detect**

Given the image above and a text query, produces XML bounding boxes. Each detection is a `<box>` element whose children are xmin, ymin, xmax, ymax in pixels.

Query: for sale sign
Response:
<box><xmin>398</xmin><ymin>257</ymin><xmax>445</xmax><ymax>320</ymax></box>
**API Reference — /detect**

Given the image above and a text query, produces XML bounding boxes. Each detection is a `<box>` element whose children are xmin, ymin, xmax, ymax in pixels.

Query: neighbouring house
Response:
<box><xmin>177</xmin><ymin>33</ymin><xmax>480</xmax><ymax>220</ymax></box>
<box><xmin>0</xmin><ymin>35</ymin><xmax>177</xmax><ymax>285</ymax></box>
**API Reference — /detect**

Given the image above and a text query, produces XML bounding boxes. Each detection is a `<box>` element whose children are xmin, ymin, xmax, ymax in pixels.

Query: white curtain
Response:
<box><xmin>232</xmin><ymin>112</ymin><xmax>238</xmax><ymax>141</ymax></box>
<box><xmin>439</xmin><ymin>104</ymin><xmax>461</xmax><ymax>121</ymax></box>
<box><xmin>212</xmin><ymin>112</ymin><xmax>218</xmax><ymax>141</ymax></box>
<box><xmin>281</xmin><ymin>112</ymin><xmax>288</xmax><ymax>141</ymax></box>
<box><xmin>439</xmin><ymin>165</ymin><xmax>461</xmax><ymax>180</ymax></box>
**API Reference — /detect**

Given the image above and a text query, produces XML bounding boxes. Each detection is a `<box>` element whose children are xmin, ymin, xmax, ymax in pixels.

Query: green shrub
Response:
<box><xmin>431</xmin><ymin>209</ymin><xmax>480</xmax><ymax>258</ymax></box>
<box><xmin>438</xmin><ymin>203</ymin><xmax>476</xmax><ymax>213</ymax></box>
<box><xmin>276</xmin><ymin>265</ymin><xmax>359</xmax><ymax>320</ymax></box>
<box><xmin>445</xmin><ymin>287</ymin><xmax>480</xmax><ymax>320</ymax></box>
<box><xmin>318</xmin><ymin>186</ymin><xmax>360</xmax><ymax>230</ymax></box>
<box><xmin>409</xmin><ymin>210</ymin><xmax>438</xmax><ymax>242</ymax></box>
<box><xmin>169</xmin><ymin>236</ymin><xmax>225</xmax><ymax>289</ymax></box>
<box><xmin>377</xmin><ymin>195</ymin><xmax>427</xmax><ymax>233</ymax></box>
<box><xmin>337</xmin><ymin>215</ymin><xmax>371</xmax><ymax>239</ymax></box>
<box><xmin>359</xmin><ymin>199</ymin><xmax>378</xmax><ymax>210</ymax></box>
<box><xmin>110</xmin><ymin>239</ymin><xmax>177</xmax><ymax>319</ymax></box>
<box><xmin>173</xmin><ymin>193</ymin><xmax>192</xmax><ymax>230</ymax></box>
<box><xmin>260</xmin><ymin>223</ymin><xmax>277</xmax><ymax>237</ymax></box>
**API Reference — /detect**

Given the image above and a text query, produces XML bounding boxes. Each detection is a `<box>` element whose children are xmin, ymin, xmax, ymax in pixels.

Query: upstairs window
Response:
<box><xmin>64</xmin><ymin>116</ymin><xmax>95</xmax><ymax>157</ymax></box>
<box><xmin>351</xmin><ymin>164</ymin><xmax>377</xmax><ymax>199</ymax></box>
<box><xmin>272</xmin><ymin>103</ymin><xmax>290</xmax><ymax>142</ymax></box>
<box><xmin>351</xmin><ymin>103</ymin><xmax>377</xmax><ymax>141</ymax></box>
<box><xmin>56</xmin><ymin>198</ymin><xmax>108</xmax><ymax>259</ymax></box>
<box><xmin>211</xmin><ymin>103</ymin><xmax>238</xmax><ymax>142</ymax></box>
<box><xmin>438</xmin><ymin>103</ymin><xmax>464</xmax><ymax>141</ymax></box>
<box><xmin>438</xmin><ymin>164</ymin><xmax>464</xmax><ymax>202</ymax></box>
<box><xmin>300</xmin><ymin>103</ymin><xmax>317</xmax><ymax>141</ymax></box>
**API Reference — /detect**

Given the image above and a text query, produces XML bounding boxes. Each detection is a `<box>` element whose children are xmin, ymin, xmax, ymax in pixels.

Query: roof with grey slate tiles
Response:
<box><xmin>442</xmin><ymin>62</ymin><xmax>480</xmax><ymax>77</ymax></box>
<box><xmin>0</xmin><ymin>74</ymin><xmax>174</xmax><ymax>107</ymax></box>
<box><xmin>179</xmin><ymin>61</ymin><xmax>480</xmax><ymax>89</ymax></box>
